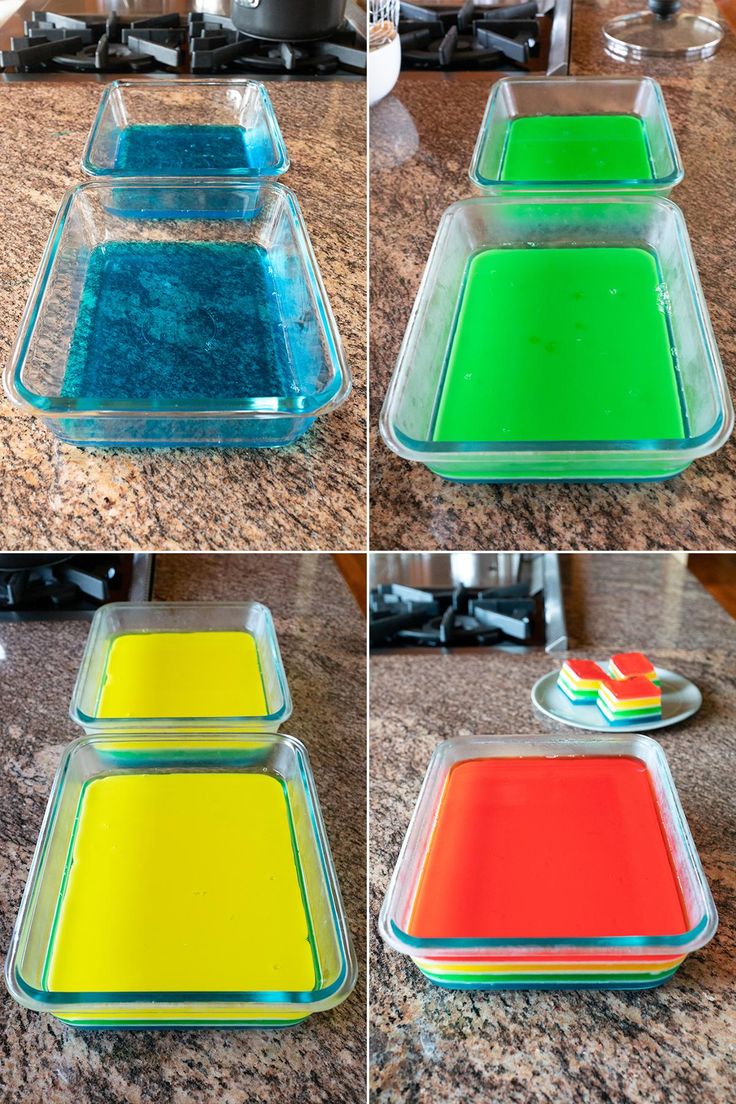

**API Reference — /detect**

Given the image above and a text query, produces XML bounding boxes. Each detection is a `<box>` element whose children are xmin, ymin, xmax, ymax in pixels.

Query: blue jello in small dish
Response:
<box><xmin>113</xmin><ymin>125</ymin><xmax>252</xmax><ymax>176</ymax></box>
<box><xmin>82</xmin><ymin>79</ymin><xmax>289</xmax><ymax>179</ymax></box>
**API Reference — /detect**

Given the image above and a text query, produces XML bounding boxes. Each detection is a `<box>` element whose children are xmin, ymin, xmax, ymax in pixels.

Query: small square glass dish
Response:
<box><xmin>3</xmin><ymin>180</ymin><xmax>350</xmax><ymax>449</ymax></box>
<box><xmin>69</xmin><ymin>601</ymin><xmax>291</xmax><ymax>733</ymax></box>
<box><xmin>380</xmin><ymin>195</ymin><xmax>732</xmax><ymax>482</ymax></box>
<box><xmin>5</xmin><ymin>732</ymin><xmax>357</xmax><ymax>1028</ymax></box>
<box><xmin>82</xmin><ymin>79</ymin><xmax>289</xmax><ymax>179</ymax></box>
<box><xmin>470</xmin><ymin>77</ymin><xmax>683</xmax><ymax>195</ymax></box>
<box><xmin>379</xmin><ymin>734</ymin><xmax>717</xmax><ymax>991</ymax></box>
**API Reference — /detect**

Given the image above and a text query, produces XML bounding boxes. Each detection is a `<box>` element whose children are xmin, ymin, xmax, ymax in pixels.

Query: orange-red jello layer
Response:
<box><xmin>409</xmin><ymin>756</ymin><xmax>688</xmax><ymax>940</ymax></box>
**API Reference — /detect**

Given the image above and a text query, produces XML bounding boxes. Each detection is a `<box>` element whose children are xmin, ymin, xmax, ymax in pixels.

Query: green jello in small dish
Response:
<box><xmin>498</xmin><ymin>114</ymin><xmax>653</xmax><ymax>183</ymax></box>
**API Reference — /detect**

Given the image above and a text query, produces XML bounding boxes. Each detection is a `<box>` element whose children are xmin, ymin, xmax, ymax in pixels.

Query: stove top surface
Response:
<box><xmin>0</xmin><ymin>0</ymin><xmax>366</xmax><ymax>79</ymax></box>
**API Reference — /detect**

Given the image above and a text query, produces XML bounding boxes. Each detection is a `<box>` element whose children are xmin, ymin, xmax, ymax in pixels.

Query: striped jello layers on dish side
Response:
<box><xmin>412</xmin><ymin>955</ymin><xmax>684</xmax><ymax>989</ymax></box>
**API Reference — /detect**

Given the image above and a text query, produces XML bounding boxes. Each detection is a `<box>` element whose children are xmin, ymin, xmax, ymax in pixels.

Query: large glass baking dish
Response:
<box><xmin>4</xmin><ymin>181</ymin><xmax>350</xmax><ymax>448</ymax></box>
<box><xmin>6</xmin><ymin>732</ymin><xmax>357</xmax><ymax>1028</ymax></box>
<box><xmin>380</xmin><ymin>195</ymin><xmax>732</xmax><ymax>482</ymax></box>
<box><xmin>379</xmin><ymin>734</ymin><xmax>717</xmax><ymax>989</ymax></box>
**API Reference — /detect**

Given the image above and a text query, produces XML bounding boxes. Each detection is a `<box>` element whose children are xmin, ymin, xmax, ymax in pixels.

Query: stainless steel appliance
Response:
<box><xmin>370</xmin><ymin>553</ymin><xmax>567</xmax><ymax>653</ymax></box>
<box><xmin>231</xmin><ymin>0</ymin><xmax>348</xmax><ymax>42</ymax></box>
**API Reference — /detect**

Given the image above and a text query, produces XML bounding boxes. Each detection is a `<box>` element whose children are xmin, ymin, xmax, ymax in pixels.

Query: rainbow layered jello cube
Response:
<box><xmin>598</xmin><ymin>676</ymin><xmax>662</xmax><ymax>725</ymax></box>
<box><xmin>609</xmin><ymin>652</ymin><xmax>660</xmax><ymax>685</ymax></box>
<box><xmin>558</xmin><ymin>659</ymin><xmax>607</xmax><ymax>704</ymax></box>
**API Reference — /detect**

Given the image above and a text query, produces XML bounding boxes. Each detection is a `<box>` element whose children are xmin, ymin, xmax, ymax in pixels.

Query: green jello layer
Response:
<box><xmin>598</xmin><ymin>703</ymin><xmax>662</xmax><ymax>717</ymax></box>
<box><xmin>417</xmin><ymin>966</ymin><xmax>679</xmax><ymax>986</ymax></box>
<box><xmin>498</xmin><ymin>114</ymin><xmax>653</xmax><ymax>183</ymax></box>
<box><xmin>433</xmin><ymin>247</ymin><xmax>685</xmax><ymax>448</ymax></box>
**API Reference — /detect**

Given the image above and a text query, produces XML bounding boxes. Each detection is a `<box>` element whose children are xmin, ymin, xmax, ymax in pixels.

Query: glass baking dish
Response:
<box><xmin>70</xmin><ymin>601</ymin><xmax>291</xmax><ymax>733</ymax></box>
<box><xmin>82</xmin><ymin>79</ymin><xmax>289</xmax><ymax>179</ymax></box>
<box><xmin>470</xmin><ymin>77</ymin><xmax>683</xmax><ymax>196</ymax></box>
<box><xmin>5</xmin><ymin>731</ymin><xmax>357</xmax><ymax>1028</ymax></box>
<box><xmin>380</xmin><ymin>195</ymin><xmax>732</xmax><ymax>482</ymax></box>
<box><xmin>3</xmin><ymin>181</ymin><xmax>350</xmax><ymax>448</ymax></box>
<box><xmin>379</xmin><ymin>734</ymin><xmax>717</xmax><ymax>990</ymax></box>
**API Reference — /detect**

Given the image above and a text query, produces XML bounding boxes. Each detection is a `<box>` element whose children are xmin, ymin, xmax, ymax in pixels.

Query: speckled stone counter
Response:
<box><xmin>0</xmin><ymin>554</ymin><xmax>366</xmax><ymax>1104</ymax></box>
<box><xmin>0</xmin><ymin>82</ymin><xmax>366</xmax><ymax>551</ymax></box>
<box><xmin>370</xmin><ymin>2</ymin><xmax>736</xmax><ymax>550</ymax></box>
<box><xmin>370</xmin><ymin>554</ymin><xmax>736</xmax><ymax>1102</ymax></box>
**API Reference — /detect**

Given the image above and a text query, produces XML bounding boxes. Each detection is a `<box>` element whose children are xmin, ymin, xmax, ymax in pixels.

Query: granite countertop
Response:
<box><xmin>0</xmin><ymin>554</ymin><xmax>366</xmax><ymax>1104</ymax></box>
<box><xmin>0</xmin><ymin>82</ymin><xmax>366</xmax><ymax>551</ymax></box>
<box><xmin>370</xmin><ymin>554</ymin><xmax>736</xmax><ymax>1103</ymax></box>
<box><xmin>370</xmin><ymin>1</ymin><xmax>736</xmax><ymax>550</ymax></box>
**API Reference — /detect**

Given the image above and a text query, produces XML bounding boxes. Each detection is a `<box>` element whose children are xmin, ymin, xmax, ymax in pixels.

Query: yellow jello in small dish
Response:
<box><xmin>97</xmin><ymin>631</ymin><xmax>267</xmax><ymax>719</ymax></box>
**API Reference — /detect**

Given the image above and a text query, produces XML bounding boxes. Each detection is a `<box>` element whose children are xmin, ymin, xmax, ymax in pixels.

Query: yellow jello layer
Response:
<box><xmin>559</xmin><ymin>674</ymin><xmax>601</xmax><ymax>692</ymax></box>
<box><xmin>599</xmin><ymin>691</ymin><xmax>661</xmax><ymax>710</ymax></box>
<box><xmin>96</xmin><ymin>630</ymin><xmax>268</xmax><ymax>718</ymax></box>
<box><xmin>46</xmin><ymin>772</ymin><xmax>315</xmax><ymax>993</ymax></box>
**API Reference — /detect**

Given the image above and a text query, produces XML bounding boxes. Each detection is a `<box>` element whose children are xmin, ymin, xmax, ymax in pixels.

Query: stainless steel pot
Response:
<box><xmin>231</xmin><ymin>0</ymin><xmax>347</xmax><ymax>41</ymax></box>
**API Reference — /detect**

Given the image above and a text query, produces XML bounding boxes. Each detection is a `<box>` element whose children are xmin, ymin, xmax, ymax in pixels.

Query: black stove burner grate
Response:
<box><xmin>0</xmin><ymin>8</ymin><xmax>366</xmax><ymax>74</ymax></box>
<box><xmin>0</xmin><ymin>554</ymin><xmax>153</xmax><ymax>620</ymax></box>
<box><xmin>398</xmin><ymin>0</ymin><xmax>545</xmax><ymax>70</ymax></box>
<box><xmin>370</xmin><ymin>582</ymin><xmax>544</xmax><ymax>650</ymax></box>
<box><xmin>3</xmin><ymin>10</ymin><xmax>185</xmax><ymax>70</ymax></box>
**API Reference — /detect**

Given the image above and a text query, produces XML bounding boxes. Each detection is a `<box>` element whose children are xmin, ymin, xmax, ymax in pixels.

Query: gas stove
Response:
<box><xmin>0</xmin><ymin>1</ymin><xmax>366</xmax><ymax>80</ymax></box>
<box><xmin>0</xmin><ymin>553</ymin><xmax>154</xmax><ymax>619</ymax></box>
<box><xmin>397</xmin><ymin>0</ymin><xmax>570</xmax><ymax>75</ymax></box>
<box><xmin>370</xmin><ymin>553</ymin><xmax>567</xmax><ymax>653</ymax></box>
